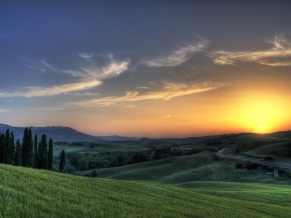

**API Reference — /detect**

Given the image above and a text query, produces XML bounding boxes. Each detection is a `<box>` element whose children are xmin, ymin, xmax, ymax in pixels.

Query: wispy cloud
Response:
<box><xmin>78</xmin><ymin>52</ymin><xmax>94</xmax><ymax>59</ymax></box>
<box><xmin>0</xmin><ymin>80</ymin><xmax>102</xmax><ymax>98</ymax></box>
<box><xmin>69</xmin><ymin>92</ymin><xmax>100</xmax><ymax>96</ymax></box>
<box><xmin>137</xmin><ymin>86</ymin><xmax>152</xmax><ymax>90</ymax></box>
<box><xmin>80</xmin><ymin>59</ymin><xmax>129</xmax><ymax>80</ymax></box>
<box><xmin>142</xmin><ymin>39</ymin><xmax>208</xmax><ymax>67</ymax></box>
<box><xmin>209</xmin><ymin>35</ymin><xmax>291</xmax><ymax>66</ymax></box>
<box><xmin>14</xmin><ymin>106</ymin><xmax>64</xmax><ymax>111</ymax></box>
<box><xmin>2</xmin><ymin>56</ymin><xmax>129</xmax><ymax>98</ymax></box>
<box><xmin>59</xmin><ymin>55</ymin><xmax>129</xmax><ymax>82</ymax></box>
<box><xmin>0</xmin><ymin>109</ymin><xmax>9</xmax><ymax>113</ymax></box>
<box><xmin>25</xmin><ymin>59</ymin><xmax>58</xmax><ymax>73</ymax></box>
<box><xmin>71</xmin><ymin>81</ymin><xmax>225</xmax><ymax>107</ymax></box>
<box><xmin>27</xmin><ymin>55</ymin><xmax>129</xmax><ymax>81</ymax></box>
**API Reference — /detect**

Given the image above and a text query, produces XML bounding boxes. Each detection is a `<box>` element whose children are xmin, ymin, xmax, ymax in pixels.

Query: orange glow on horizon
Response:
<box><xmin>6</xmin><ymin>87</ymin><xmax>291</xmax><ymax>138</ymax></box>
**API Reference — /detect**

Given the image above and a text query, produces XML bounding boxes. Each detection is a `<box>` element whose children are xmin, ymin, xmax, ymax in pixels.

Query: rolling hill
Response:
<box><xmin>225</xmin><ymin>133</ymin><xmax>291</xmax><ymax>161</ymax></box>
<box><xmin>78</xmin><ymin>151</ymin><xmax>291</xmax><ymax>184</ymax></box>
<box><xmin>0</xmin><ymin>124</ymin><xmax>98</xmax><ymax>142</ymax></box>
<box><xmin>1</xmin><ymin>163</ymin><xmax>291</xmax><ymax>217</ymax></box>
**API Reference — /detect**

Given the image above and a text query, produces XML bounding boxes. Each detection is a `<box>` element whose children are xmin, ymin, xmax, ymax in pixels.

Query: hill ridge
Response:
<box><xmin>0</xmin><ymin>123</ymin><xmax>98</xmax><ymax>142</ymax></box>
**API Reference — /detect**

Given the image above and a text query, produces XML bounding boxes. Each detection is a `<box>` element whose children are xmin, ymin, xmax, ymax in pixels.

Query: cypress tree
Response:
<box><xmin>7</xmin><ymin>132</ymin><xmax>15</xmax><ymax>164</ymax></box>
<box><xmin>22</xmin><ymin>127</ymin><xmax>33</xmax><ymax>167</ymax></box>
<box><xmin>0</xmin><ymin>133</ymin><xmax>5</xmax><ymax>163</ymax></box>
<box><xmin>5</xmin><ymin>129</ymin><xmax>10</xmax><ymax>163</ymax></box>
<box><xmin>59</xmin><ymin>150</ymin><xmax>66</xmax><ymax>172</ymax></box>
<box><xmin>38</xmin><ymin>134</ymin><xmax>48</xmax><ymax>169</ymax></box>
<box><xmin>21</xmin><ymin>127</ymin><xmax>29</xmax><ymax>167</ymax></box>
<box><xmin>48</xmin><ymin>138</ymin><xmax>53</xmax><ymax>170</ymax></box>
<box><xmin>28</xmin><ymin>127</ymin><xmax>33</xmax><ymax>166</ymax></box>
<box><xmin>33</xmin><ymin>134</ymin><xmax>38</xmax><ymax>168</ymax></box>
<box><xmin>14</xmin><ymin>139</ymin><xmax>22</xmax><ymax>166</ymax></box>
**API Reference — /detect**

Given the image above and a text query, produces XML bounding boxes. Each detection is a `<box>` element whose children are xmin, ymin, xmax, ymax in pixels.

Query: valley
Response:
<box><xmin>1</xmin><ymin>124</ymin><xmax>291</xmax><ymax>217</ymax></box>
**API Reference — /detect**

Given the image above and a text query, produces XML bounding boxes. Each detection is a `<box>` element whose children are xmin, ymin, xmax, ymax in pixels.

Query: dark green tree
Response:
<box><xmin>14</xmin><ymin>139</ymin><xmax>22</xmax><ymax>166</ymax></box>
<box><xmin>7</xmin><ymin>132</ymin><xmax>15</xmax><ymax>164</ymax></box>
<box><xmin>59</xmin><ymin>150</ymin><xmax>66</xmax><ymax>172</ymax></box>
<box><xmin>21</xmin><ymin>127</ymin><xmax>29</xmax><ymax>167</ymax></box>
<box><xmin>33</xmin><ymin>134</ymin><xmax>38</xmax><ymax>168</ymax></box>
<box><xmin>91</xmin><ymin>170</ymin><xmax>98</xmax><ymax>178</ymax></box>
<box><xmin>38</xmin><ymin>134</ymin><xmax>48</xmax><ymax>169</ymax></box>
<box><xmin>5</xmin><ymin>129</ymin><xmax>10</xmax><ymax>163</ymax></box>
<box><xmin>48</xmin><ymin>138</ymin><xmax>53</xmax><ymax>170</ymax></box>
<box><xmin>28</xmin><ymin>127</ymin><xmax>33</xmax><ymax>165</ymax></box>
<box><xmin>0</xmin><ymin>133</ymin><xmax>5</xmax><ymax>163</ymax></box>
<box><xmin>22</xmin><ymin>127</ymin><xmax>33</xmax><ymax>167</ymax></box>
<box><xmin>71</xmin><ymin>154</ymin><xmax>80</xmax><ymax>170</ymax></box>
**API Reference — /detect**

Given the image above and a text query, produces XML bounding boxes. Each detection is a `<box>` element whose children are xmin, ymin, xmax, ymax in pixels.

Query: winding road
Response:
<box><xmin>216</xmin><ymin>148</ymin><xmax>291</xmax><ymax>177</ymax></box>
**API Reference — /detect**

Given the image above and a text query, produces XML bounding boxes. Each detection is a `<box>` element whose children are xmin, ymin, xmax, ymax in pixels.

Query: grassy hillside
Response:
<box><xmin>226</xmin><ymin>135</ymin><xmax>291</xmax><ymax>161</ymax></box>
<box><xmin>78</xmin><ymin>152</ymin><xmax>290</xmax><ymax>184</ymax></box>
<box><xmin>53</xmin><ymin>141</ymin><xmax>147</xmax><ymax>157</ymax></box>
<box><xmin>241</xmin><ymin>140</ymin><xmax>291</xmax><ymax>160</ymax></box>
<box><xmin>1</xmin><ymin>164</ymin><xmax>291</xmax><ymax>218</ymax></box>
<box><xmin>78</xmin><ymin>152</ymin><xmax>222</xmax><ymax>182</ymax></box>
<box><xmin>178</xmin><ymin>181</ymin><xmax>291</xmax><ymax>207</ymax></box>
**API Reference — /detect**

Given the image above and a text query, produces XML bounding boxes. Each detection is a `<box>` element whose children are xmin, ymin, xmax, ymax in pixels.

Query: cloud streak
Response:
<box><xmin>143</xmin><ymin>40</ymin><xmax>208</xmax><ymax>67</ymax></box>
<box><xmin>0</xmin><ymin>109</ymin><xmax>9</xmax><ymax>113</ymax></box>
<box><xmin>0</xmin><ymin>80</ymin><xmax>102</xmax><ymax>98</ymax></box>
<box><xmin>61</xmin><ymin>55</ymin><xmax>129</xmax><ymax>81</ymax></box>
<box><xmin>209</xmin><ymin>35</ymin><xmax>291</xmax><ymax>66</ymax></box>
<box><xmin>71</xmin><ymin>81</ymin><xmax>225</xmax><ymax>107</ymax></box>
<box><xmin>2</xmin><ymin>56</ymin><xmax>129</xmax><ymax>98</ymax></box>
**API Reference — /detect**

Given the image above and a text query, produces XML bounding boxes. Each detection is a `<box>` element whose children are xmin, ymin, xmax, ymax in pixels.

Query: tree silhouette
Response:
<box><xmin>14</xmin><ymin>139</ymin><xmax>22</xmax><ymax>166</ymax></box>
<box><xmin>59</xmin><ymin>150</ymin><xmax>66</xmax><ymax>172</ymax></box>
<box><xmin>22</xmin><ymin>127</ymin><xmax>33</xmax><ymax>167</ymax></box>
<box><xmin>38</xmin><ymin>134</ymin><xmax>48</xmax><ymax>169</ymax></box>
<box><xmin>48</xmin><ymin>138</ymin><xmax>53</xmax><ymax>170</ymax></box>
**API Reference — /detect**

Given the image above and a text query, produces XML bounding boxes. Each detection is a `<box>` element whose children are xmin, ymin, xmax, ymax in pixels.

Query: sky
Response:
<box><xmin>1</xmin><ymin>0</ymin><xmax>291</xmax><ymax>137</ymax></box>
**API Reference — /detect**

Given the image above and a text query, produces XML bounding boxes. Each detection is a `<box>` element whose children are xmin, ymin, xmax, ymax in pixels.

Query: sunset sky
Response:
<box><xmin>1</xmin><ymin>1</ymin><xmax>291</xmax><ymax>137</ymax></box>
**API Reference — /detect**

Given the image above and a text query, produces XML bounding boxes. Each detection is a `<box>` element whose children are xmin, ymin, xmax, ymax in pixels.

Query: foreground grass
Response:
<box><xmin>178</xmin><ymin>181</ymin><xmax>291</xmax><ymax>207</ymax></box>
<box><xmin>1</xmin><ymin>164</ymin><xmax>291</xmax><ymax>217</ymax></box>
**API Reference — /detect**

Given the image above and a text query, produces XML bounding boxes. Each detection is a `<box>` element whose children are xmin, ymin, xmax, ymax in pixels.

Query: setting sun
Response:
<box><xmin>259</xmin><ymin>126</ymin><xmax>263</xmax><ymax>130</ymax></box>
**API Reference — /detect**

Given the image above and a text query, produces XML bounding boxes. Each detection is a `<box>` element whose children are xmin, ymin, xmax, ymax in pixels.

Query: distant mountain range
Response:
<box><xmin>0</xmin><ymin>124</ymin><xmax>97</xmax><ymax>142</ymax></box>
<box><xmin>0</xmin><ymin>124</ymin><xmax>143</xmax><ymax>142</ymax></box>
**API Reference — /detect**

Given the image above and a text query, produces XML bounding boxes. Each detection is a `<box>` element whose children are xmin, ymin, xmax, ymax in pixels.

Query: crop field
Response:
<box><xmin>1</xmin><ymin>164</ymin><xmax>291</xmax><ymax>218</ymax></box>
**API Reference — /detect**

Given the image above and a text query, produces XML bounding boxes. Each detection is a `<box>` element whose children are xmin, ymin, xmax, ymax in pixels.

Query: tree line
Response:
<box><xmin>0</xmin><ymin>127</ymin><xmax>56</xmax><ymax>170</ymax></box>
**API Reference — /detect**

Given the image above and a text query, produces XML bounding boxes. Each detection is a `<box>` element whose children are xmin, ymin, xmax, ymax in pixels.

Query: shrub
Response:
<box><xmin>67</xmin><ymin>166</ymin><xmax>77</xmax><ymax>174</ymax></box>
<box><xmin>246</xmin><ymin>162</ymin><xmax>258</xmax><ymax>170</ymax></box>
<box><xmin>264</xmin><ymin>156</ymin><xmax>274</xmax><ymax>161</ymax></box>
<box><xmin>91</xmin><ymin>170</ymin><xmax>98</xmax><ymax>178</ymax></box>
<box><xmin>235</xmin><ymin>163</ymin><xmax>243</xmax><ymax>169</ymax></box>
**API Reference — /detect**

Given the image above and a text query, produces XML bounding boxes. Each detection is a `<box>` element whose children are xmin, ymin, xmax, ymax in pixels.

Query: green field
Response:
<box><xmin>178</xmin><ymin>181</ymin><xmax>291</xmax><ymax>207</ymax></box>
<box><xmin>2</xmin><ymin>132</ymin><xmax>291</xmax><ymax>217</ymax></box>
<box><xmin>224</xmin><ymin>133</ymin><xmax>291</xmax><ymax>161</ymax></box>
<box><xmin>78</xmin><ymin>152</ymin><xmax>223</xmax><ymax>181</ymax></box>
<box><xmin>53</xmin><ymin>139</ymin><xmax>169</xmax><ymax>156</ymax></box>
<box><xmin>3</xmin><ymin>132</ymin><xmax>290</xmax><ymax>217</ymax></box>
<box><xmin>1</xmin><ymin>164</ymin><xmax>291</xmax><ymax>218</ymax></box>
<box><xmin>77</xmin><ymin>151</ymin><xmax>291</xmax><ymax>185</ymax></box>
